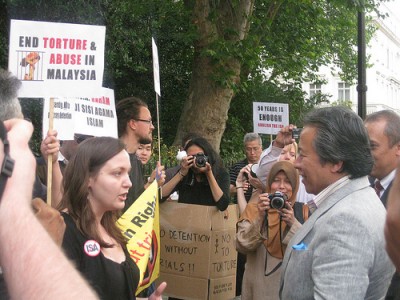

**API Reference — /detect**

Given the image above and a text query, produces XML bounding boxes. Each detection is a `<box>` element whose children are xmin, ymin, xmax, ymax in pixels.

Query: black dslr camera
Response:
<box><xmin>194</xmin><ymin>153</ymin><xmax>208</xmax><ymax>168</ymax></box>
<box><xmin>268</xmin><ymin>191</ymin><xmax>288</xmax><ymax>210</ymax></box>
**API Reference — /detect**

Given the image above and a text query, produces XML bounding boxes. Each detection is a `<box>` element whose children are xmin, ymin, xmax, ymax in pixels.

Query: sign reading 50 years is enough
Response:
<box><xmin>8</xmin><ymin>19</ymin><xmax>105</xmax><ymax>98</ymax></box>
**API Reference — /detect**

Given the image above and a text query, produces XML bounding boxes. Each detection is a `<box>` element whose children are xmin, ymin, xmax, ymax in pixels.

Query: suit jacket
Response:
<box><xmin>279</xmin><ymin>176</ymin><xmax>394</xmax><ymax>300</ymax></box>
<box><xmin>380</xmin><ymin>181</ymin><xmax>392</xmax><ymax>208</ymax></box>
<box><xmin>379</xmin><ymin>181</ymin><xmax>400</xmax><ymax>300</ymax></box>
<box><xmin>368</xmin><ymin>176</ymin><xmax>392</xmax><ymax>207</ymax></box>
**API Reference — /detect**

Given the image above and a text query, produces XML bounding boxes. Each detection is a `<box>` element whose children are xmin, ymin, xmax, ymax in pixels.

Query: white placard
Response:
<box><xmin>152</xmin><ymin>37</ymin><xmax>161</xmax><ymax>96</ymax></box>
<box><xmin>8</xmin><ymin>20</ymin><xmax>105</xmax><ymax>98</ymax></box>
<box><xmin>253</xmin><ymin>102</ymin><xmax>289</xmax><ymax>135</ymax></box>
<box><xmin>42</xmin><ymin>97</ymin><xmax>75</xmax><ymax>140</ymax></box>
<box><xmin>42</xmin><ymin>88</ymin><xmax>117</xmax><ymax>140</ymax></box>
<box><xmin>74</xmin><ymin>88</ymin><xmax>117</xmax><ymax>138</ymax></box>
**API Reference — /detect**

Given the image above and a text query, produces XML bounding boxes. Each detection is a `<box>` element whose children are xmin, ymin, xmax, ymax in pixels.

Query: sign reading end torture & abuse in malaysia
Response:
<box><xmin>8</xmin><ymin>20</ymin><xmax>105</xmax><ymax>98</ymax></box>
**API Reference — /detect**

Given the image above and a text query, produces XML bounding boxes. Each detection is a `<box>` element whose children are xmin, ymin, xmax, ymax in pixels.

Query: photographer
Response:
<box><xmin>235</xmin><ymin>161</ymin><xmax>309</xmax><ymax>299</ymax></box>
<box><xmin>161</xmin><ymin>137</ymin><xmax>230</xmax><ymax>211</ymax></box>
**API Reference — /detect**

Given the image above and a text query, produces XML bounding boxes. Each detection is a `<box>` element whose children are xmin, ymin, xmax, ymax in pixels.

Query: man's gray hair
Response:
<box><xmin>243</xmin><ymin>132</ymin><xmax>262</xmax><ymax>145</ymax></box>
<box><xmin>0</xmin><ymin>69</ymin><xmax>23</xmax><ymax>121</ymax></box>
<box><xmin>365</xmin><ymin>110</ymin><xmax>400</xmax><ymax>147</ymax></box>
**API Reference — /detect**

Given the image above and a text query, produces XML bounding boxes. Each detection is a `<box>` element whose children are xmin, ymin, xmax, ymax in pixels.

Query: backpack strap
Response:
<box><xmin>302</xmin><ymin>203</ymin><xmax>310</xmax><ymax>221</ymax></box>
<box><xmin>293</xmin><ymin>202</ymin><xmax>311</xmax><ymax>224</ymax></box>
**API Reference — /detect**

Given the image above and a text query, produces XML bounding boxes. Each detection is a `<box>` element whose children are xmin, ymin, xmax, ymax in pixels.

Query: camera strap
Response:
<box><xmin>0</xmin><ymin>121</ymin><xmax>15</xmax><ymax>202</ymax></box>
<box><xmin>264</xmin><ymin>214</ymin><xmax>285</xmax><ymax>276</ymax></box>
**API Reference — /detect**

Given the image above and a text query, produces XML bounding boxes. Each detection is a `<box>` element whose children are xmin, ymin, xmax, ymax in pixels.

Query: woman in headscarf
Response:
<box><xmin>235</xmin><ymin>160</ymin><xmax>309</xmax><ymax>300</ymax></box>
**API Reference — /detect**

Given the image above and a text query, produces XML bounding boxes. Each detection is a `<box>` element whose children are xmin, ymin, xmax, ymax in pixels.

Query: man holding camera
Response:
<box><xmin>229</xmin><ymin>132</ymin><xmax>263</xmax><ymax>204</ymax></box>
<box><xmin>279</xmin><ymin>106</ymin><xmax>394</xmax><ymax>299</ymax></box>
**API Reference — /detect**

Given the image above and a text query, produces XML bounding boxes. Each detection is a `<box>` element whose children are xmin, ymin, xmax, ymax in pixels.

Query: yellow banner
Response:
<box><xmin>117</xmin><ymin>181</ymin><xmax>160</xmax><ymax>295</ymax></box>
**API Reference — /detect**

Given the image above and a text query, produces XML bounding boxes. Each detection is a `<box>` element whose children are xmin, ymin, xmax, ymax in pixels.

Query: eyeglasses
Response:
<box><xmin>135</xmin><ymin>119</ymin><xmax>153</xmax><ymax>125</ymax></box>
<box><xmin>245</xmin><ymin>147</ymin><xmax>261</xmax><ymax>153</ymax></box>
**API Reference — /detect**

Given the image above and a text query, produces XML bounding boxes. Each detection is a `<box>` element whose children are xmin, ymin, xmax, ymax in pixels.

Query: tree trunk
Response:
<box><xmin>174</xmin><ymin>0</ymin><xmax>254</xmax><ymax>152</ymax></box>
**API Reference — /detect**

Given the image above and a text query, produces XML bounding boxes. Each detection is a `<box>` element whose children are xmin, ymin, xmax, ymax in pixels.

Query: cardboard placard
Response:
<box><xmin>159</xmin><ymin>202</ymin><xmax>238</xmax><ymax>299</ymax></box>
<box><xmin>158</xmin><ymin>272</ymin><xmax>236</xmax><ymax>300</ymax></box>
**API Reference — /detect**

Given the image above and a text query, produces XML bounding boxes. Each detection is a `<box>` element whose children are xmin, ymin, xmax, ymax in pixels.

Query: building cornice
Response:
<box><xmin>372</xmin><ymin>17</ymin><xmax>400</xmax><ymax>47</ymax></box>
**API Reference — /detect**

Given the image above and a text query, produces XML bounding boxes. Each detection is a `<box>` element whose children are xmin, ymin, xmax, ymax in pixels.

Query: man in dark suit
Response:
<box><xmin>365</xmin><ymin>110</ymin><xmax>400</xmax><ymax>300</ymax></box>
<box><xmin>386</xmin><ymin>160</ymin><xmax>400</xmax><ymax>270</ymax></box>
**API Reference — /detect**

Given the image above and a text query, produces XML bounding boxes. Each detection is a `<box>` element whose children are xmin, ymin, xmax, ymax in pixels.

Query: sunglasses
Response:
<box><xmin>0</xmin><ymin>121</ymin><xmax>15</xmax><ymax>202</ymax></box>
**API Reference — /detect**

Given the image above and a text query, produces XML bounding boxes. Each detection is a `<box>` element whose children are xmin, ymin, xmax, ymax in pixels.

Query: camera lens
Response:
<box><xmin>270</xmin><ymin>197</ymin><xmax>285</xmax><ymax>209</ymax></box>
<box><xmin>195</xmin><ymin>154</ymin><xmax>207</xmax><ymax>168</ymax></box>
<box><xmin>268</xmin><ymin>191</ymin><xmax>287</xmax><ymax>210</ymax></box>
<box><xmin>196</xmin><ymin>157</ymin><xmax>205</xmax><ymax>167</ymax></box>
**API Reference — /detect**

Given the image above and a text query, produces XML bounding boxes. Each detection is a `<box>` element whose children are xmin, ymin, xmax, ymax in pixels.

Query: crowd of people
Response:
<box><xmin>0</xmin><ymin>66</ymin><xmax>399</xmax><ymax>300</ymax></box>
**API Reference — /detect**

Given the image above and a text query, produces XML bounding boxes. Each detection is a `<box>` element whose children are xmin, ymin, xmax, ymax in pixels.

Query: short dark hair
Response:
<box><xmin>116</xmin><ymin>97</ymin><xmax>148</xmax><ymax>137</ymax></box>
<box><xmin>303</xmin><ymin>106</ymin><xmax>373</xmax><ymax>178</ymax></box>
<box><xmin>365</xmin><ymin>110</ymin><xmax>400</xmax><ymax>147</ymax></box>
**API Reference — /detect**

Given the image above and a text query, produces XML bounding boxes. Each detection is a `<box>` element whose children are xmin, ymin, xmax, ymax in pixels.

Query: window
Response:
<box><xmin>338</xmin><ymin>82</ymin><xmax>351</xmax><ymax>101</ymax></box>
<box><xmin>309</xmin><ymin>83</ymin><xmax>322</xmax><ymax>97</ymax></box>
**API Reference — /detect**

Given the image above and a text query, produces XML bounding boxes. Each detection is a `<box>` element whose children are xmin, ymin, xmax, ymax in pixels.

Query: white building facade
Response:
<box><xmin>302</xmin><ymin>2</ymin><xmax>400</xmax><ymax>115</ymax></box>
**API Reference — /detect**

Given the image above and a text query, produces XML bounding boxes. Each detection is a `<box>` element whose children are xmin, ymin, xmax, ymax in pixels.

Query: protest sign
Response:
<box><xmin>42</xmin><ymin>88</ymin><xmax>117</xmax><ymax>140</ymax></box>
<box><xmin>253</xmin><ymin>102</ymin><xmax>289</xmax><ymax>135</ymax></box>
<box><xmin>42</xmin><ymin>97</ymin><xmax>75</xmax><ymax>140</ymax></box>
<box><xmin>8</xmin><ymin>20</ymin><xmax>105</xmax><ymax>97</ymax></box>
<box><xmin>158</xmin><ymin>203</ymin><xmax>238</xmax><ymax>299</ymax></box>
<box><xmin>152</xmin><ymin>37</ymin><xmax>161</xmax><ymax>97</ymax></box>
<box><xmin>73</xmin><ymin>88</ymin><xmax>117</xmax><ymax>138</ymax></box>
<box><xmin>117</xmin><ymin>182</ymin><xmax>160</xmax><ymax>295</ymax></box>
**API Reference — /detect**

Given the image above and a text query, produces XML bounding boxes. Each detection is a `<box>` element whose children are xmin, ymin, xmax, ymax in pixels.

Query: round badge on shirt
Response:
<box><xmin>84</xmin><ymin>240</ymin><xmax>101</xmax><ymax>257</ymax></box>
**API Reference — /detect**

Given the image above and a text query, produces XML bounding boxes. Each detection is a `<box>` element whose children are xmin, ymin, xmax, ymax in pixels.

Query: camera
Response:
<box><xmin>244</xmin><ymin>164</ymin><xmax>258</xmax><ymax>179</ymax></box>
<box><xmin>268</xmin><ymin>191</ymin><xmax>288</xmax><ymax>210</ymax></box>
<box><xmin>292</xmin><ymin>128</ymin><xmax>302</xmax><ymax>139</ymax></box>
<box><xmin>250</xmin><ymin>164</ymin><xmax>258</xmax><ymax>178</ymax></box>
<box><xmin>194</xmin><ymin>153</ymin><xmax>208</xmax><ymax>168</ymax></box>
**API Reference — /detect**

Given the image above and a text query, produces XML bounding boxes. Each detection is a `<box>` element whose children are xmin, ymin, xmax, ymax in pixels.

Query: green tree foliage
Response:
<box><xmin>0</xmin><ymin>0</ymin><xmax>381</xmax><ymax>159</ymax></box>
<box><xmin>221</xmin><ymin>75</ymin><xmax>330</xmax><ymax>162</ymax></box>
<box><xmin>0</xmin><ymin>0</ymin><xmax>8</xmax><ymax>68</ymax></box>
<box><xmin>102</xmin><ymin>0</ymin><xmax>196</xmax><ymax>146</ymax></box>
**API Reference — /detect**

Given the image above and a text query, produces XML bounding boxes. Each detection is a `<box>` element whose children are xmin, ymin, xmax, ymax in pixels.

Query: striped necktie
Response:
<box><xmin>306</xmin><ymin>199</ymin><xmax>317</xmax><ymax>213</ymax></box>
<box><xmin>374</xmin><ymin>180</ymin><xmax>384</xmax><ymax>197</ymax></box>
